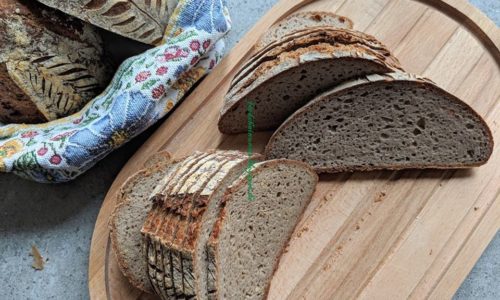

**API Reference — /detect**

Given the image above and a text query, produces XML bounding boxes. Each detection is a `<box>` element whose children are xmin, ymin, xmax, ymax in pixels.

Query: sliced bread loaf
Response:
<box><xmin>142</xmin><ymin>152</ymin><xmax>209</xmax><ymax>297</ymax></box>
<box><xmin>168</xmin><ymin>151</ymin><xmax>248</xmax><ymax>297</ymax></box>
<box><xmin>265</xmin><ymin>72</ymin><xmax>494</xmax><ymax>172</ymax></box>
<box><xmin>144</xmin><ymin>150</ymin><xmax>173</xmax><ymax>169</ymax></box>
<box><xmin>219</xmin><ymin>41</ymin><xmax>402</xmax><ymax>134</ymax></box>
<box><xmin>108</xmin><ymin>153</ymin><xmax>174</xmax><ymax>294</ymax></box>
<box><xmin>255</xmin><ymin>11</ymin><xmax>353</xmax><ymax>52</ymax></box>
<box><xmin>156</xmin><ymin>152</ymin><xmax>235</xmax><ymax>297</ymax></box>
<box><xmin>207</xmin><ymin>159</ymin><xmax>318</xmax><ymax>300</ymax></box>
<box><xmin>175</xmin><ymin>153</ymin><xmax>260</xmax><ymax>300</ymax></box>
<box><xmin>227</xmin><ymin>28</ymin><xmax>402</xmax><ymax>98</ymax></box>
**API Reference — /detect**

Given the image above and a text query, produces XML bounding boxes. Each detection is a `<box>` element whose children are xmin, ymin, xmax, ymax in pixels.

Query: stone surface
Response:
<box><xmin>0</xmin><ymin>0</ymin><xmax>498</xmax><ymax>299</ymax></box>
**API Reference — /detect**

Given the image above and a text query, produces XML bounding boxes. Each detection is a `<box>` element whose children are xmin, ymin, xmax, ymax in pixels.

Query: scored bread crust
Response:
<box><xmin>171</xmin><ymin>152</ymin><xmax>249</xmax><ymax>296</ymax></box>
<box><xmin>219</xmin><ymin>42</ymin><xmax>403</xmax><ymax>134</ymax></box>
<box><xmin>264</xmin><ymin>72</ymin><xmax>494</xmax><ymax>172</ymax></box>
<box><xmin>142</xmin><ymin>152</ymin><xmax>208</xmax><ymax>297</ymax></box>
<box><xmin>157</xmin><ymin>152</ymin><xmax>218</xmax><ymax>296</ymax></box>
<box><xmin>254</xmin><ymin>11</ymin><xmax>354</xmax><ymax>52</ymax></box>
<box><xmin>206</xmin><ymin>159</ymin><xmax>318</xmax><ymax>300</ymax></box>
<box><xmin>109</xmin><ymin>153</ymin><xmax>173</xmax><ymax>294</ymax></box>
<box><xmin>160</xmin><ymin>152</ymin><xmax>238</xmax><ymax>296</ymax></box>
<box><xmin>230</xmin><ymin>27</ymin><xmax>401</xmax><ymax>92</ymax></box>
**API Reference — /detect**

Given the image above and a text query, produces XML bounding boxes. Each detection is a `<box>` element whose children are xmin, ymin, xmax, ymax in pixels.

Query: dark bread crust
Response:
<box><xmin>0</xmin><ymin>0</ymin><xmax>110</xmax><ymax>124</ymax></box>
<box><xmin>207</xmin><ymin>159</ymin><xmax>318</xmax><ymax>299</ymax></box>
<box><xmin>264</xmin><ymin>73</ymin><xmax>494</xmax><ymax>172</ymax></box>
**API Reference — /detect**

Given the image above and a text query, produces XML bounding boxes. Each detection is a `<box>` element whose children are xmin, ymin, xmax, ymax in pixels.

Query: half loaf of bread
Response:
<box><xmin>219</xmin><ymin>29</ymin><xmax>402</xmax><ymax>134</ymax></box>
<box><xmin>265</xmin><ymin>72</ymin><xmax>494</xmax><ymax>172</ymax></box>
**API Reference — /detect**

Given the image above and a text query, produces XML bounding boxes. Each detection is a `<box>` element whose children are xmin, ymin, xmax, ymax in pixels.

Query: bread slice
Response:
<box><xmin>219</xmin><ymin>40</ymin><xmax>402</xmax><ymax>134</ymax></box>
<box><xmin>207</xmin><ymin>159</ymin><xmax>318</xmax><ymax>300</ymax></box>
<box><xmin>108</xmin><ymin>154</ymin><xmax>174</xmax><ymax>294</ymax></box>
<box><xmin>255</xmin><ymin>11</ymin><xmax>353</xmax><ymax>52</ymax></box>
<box><xmin>142</xmin><ymin>152</ymin><xmax>209</xmax><ymax>297</ymax></box>
<box><xmin>227</xmin><ymin>28</ymin><xmax>402</xmax><ymax>99</ymax></box>
<box><xmin>265</xmin><ymin>72</ymin><xmax>494</xmax><ymax>172</ymax></box>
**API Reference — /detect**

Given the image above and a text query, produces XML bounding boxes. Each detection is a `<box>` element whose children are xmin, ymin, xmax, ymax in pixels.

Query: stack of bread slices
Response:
<box><xmin>110</xmin><ymin>150</ymin><xmax>318</xmax><ymax>300</ymax></box>
<box><xmin>219</xmin><ymin>11</ymin><xmax>493</xmax><ymax>171</ymax></box>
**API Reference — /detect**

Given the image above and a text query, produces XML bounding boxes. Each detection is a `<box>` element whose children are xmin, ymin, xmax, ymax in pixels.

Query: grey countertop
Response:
<box><xmin>0</xmin><ymin>1</ymin><xmax>498</xmax><ymax>299</ymax></box>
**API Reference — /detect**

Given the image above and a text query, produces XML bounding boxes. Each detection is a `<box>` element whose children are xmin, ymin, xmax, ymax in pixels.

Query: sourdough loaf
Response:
<box><xmin>219</xmin><ymin>34</ymin><xmax>402</xmax><ymax>134</ymax></box>
<box><xmin>255</xmin><ymin>11</ymin><xmax>353</xmax><ymax>52</ymax></box>
<box><xmin>0</xmin><ymin>0</ymin><xmax>112</xmax><ymax>124</ymax></box>
<box><xmin>36</xmin><ymin>0</ymin><xmax>178</xmax><ymax>45</ymax></box>
<box><xmin>207</xmin><ymin>159</ymin><xmax>318</xmax><ymax>300</ymax></box>
<box><xmin>143</xmin><ymin>152</ymin><xmax>208</xmax><ymax>297</ymax></box>
<box><xmin>109</xmin><ymin>154</ymin><xmax>174</xmax><ymax>294</ymax></box>
<box><xmin>227</xmin><ymin>28</ymin><xmax>402</xmax><ymax>98</ymax></box>
<box><xmin>265</xmin><ymin>72</ymin><xmax>494</xmax><ymax>172</ymax></box>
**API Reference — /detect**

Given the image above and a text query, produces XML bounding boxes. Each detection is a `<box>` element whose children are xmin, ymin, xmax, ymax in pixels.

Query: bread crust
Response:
<box><xmin>264</xmin><ymin>72</ymin><xmax>494</xmax><ymax>172</ymax></box>
<box><xmin>255</xmin><ymin>11</ymin><xmax>354</xmax><ymax>52</ymax></box>
<box><xmin>231</xmin><ymin>27</ymin><xmax>400</xmax><ymax>91</ymax></box>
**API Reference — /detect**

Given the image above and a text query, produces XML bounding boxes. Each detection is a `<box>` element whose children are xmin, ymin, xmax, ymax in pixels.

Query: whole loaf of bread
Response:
<box><xmin>0</xmin><ymin>0</ymin><xmax>112</xmax><ymax>124</ymax></box>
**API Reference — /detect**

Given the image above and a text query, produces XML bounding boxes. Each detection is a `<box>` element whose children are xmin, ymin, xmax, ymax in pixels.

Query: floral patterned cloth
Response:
<box><xmin>0</xmin><ymin>0</ymin><xmax>231</xmax><ymax>183</ymax></box>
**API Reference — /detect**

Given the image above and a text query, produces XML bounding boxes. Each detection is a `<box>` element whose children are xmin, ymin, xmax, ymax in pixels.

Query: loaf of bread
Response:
<box><xmin>219</xmin><ymin>28</ymin><xmax>402</xmax><ymax>134</ymax></box>
<box><xmin>36</xmin><ymin>0</ymin><xmax>178</xmax><ymax>45</ymax></box>
<box><xmin>265</xmin><ymin>72</ymin><xmax>494</xmax><ymax>172</ymax></box>
<box><xmin>0</xmin><ymin>0</ymin><xmax>112</xmax><ymax>124</ymax></box>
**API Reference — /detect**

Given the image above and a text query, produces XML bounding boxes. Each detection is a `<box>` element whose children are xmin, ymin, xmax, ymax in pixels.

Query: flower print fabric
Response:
<box><xmin>0</xmin><ymin>0</ymin><xmax>231</xmax><ymax>183</ymax></box>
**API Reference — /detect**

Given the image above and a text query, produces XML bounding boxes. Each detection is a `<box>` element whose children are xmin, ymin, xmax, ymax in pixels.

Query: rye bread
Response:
<box><xmin>255</xmin><ymin>11</ymin><xmax>353</xmax><ymax>52</ymax></box>
<box><xmin>0</xmin><ymin>0</ymin><xmax>112</xmax><ymax>123</ymax></box>
<box><xmin>157</xmin><ymin>152</ymin><xmax>223</xmax><ymax>296</ymax></box>
<box><xmin>35</xmin><ymin>0</ymin><xmax>177</xmax><ymax>45</ymax></box>
<box><xmin>109</xmin><ymin>155</ymin><xmax>174</xmax><ymax>294</ymax></box>
<box><xmin>168</xmin><ymin>152</ymin><xmax>248</xmax><ymax>297</ymax></box>
<box><xmin>144</xmin><ymin>150</ymin><xmax>174</xmax><ymax>169</ymax></box>
<box><xmin>207</xmin><ymin>159</ymin><xmax>318</xmax><ymax>300</ymax></box>
<box><xmin>265</xmin><ymin>72</ymin><xmax>494</xmax><ymax>172</ymax></box>
<box><xmin>142</xmin><ymin>152</ymin><xmax>209</xmax><ymax>297</ymax></box>
<box><xmin>176</xmin><ymin>154</ymin><xmax>260</xmax><ymax>300</ymax></box>
<box><xmin>227</xmin><ymin>28</ymin><xmax>402</xmax><ymax>98</ymax></box>
<box><xmin>219</xmin><ymin>42</ymin><xmax>402</xmax><ymax>134</ymax></box>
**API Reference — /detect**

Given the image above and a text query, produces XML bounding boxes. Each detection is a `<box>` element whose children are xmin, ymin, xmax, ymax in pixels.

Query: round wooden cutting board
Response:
<box><xmin>89</xmin><ymin>0</ymin><xmax>500</xmax><ymax>299</ymax></box>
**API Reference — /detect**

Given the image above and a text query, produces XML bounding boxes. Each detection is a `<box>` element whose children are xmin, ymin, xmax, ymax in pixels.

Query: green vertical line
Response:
<box><xmin>247</xmin><ymin>101</ymin><xmax>255</xmax><ymax>201</ymax></box>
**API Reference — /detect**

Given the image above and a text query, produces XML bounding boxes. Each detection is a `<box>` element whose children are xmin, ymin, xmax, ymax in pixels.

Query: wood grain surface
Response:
<box><xmin>89</xmin><ymin>0</ymin><xmax>500</xmax><ymax>299</ymax></box>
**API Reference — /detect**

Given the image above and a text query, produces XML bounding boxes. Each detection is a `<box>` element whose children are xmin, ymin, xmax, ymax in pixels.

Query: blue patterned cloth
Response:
<box><xmin>0</xmin><ymin>0</ymin><xmax>231</xmax><ymax>183</ymax></box>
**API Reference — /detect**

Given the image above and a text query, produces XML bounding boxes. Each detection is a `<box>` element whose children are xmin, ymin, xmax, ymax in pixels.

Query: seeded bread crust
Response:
<box><xmin>207</xmin><ymin>159</ymin><xmax>318</xmax><ymax>300</ymax></box>
<box><xmin>265</xmin><ymin>72</ymin><xmax>494</xmax><ymax>172</ymax></box>
<box><xmin>109</xmin><ymin>152</ymin><xmax>173</xmax><ymax>294</ymax></box>
<box><xmin>255</xmin><ymin>11</ymin><xmax>353</xmax><ymax>52</ymax></box>
<box><xmin>219</xmin><ymin>42</ymin><xmax>402</xmax><ymax>134</ymax></box>
<box><xmin>230</xmin><ymin>28</ymin><xmax>400</xmax><ymax>93</ymax></box>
